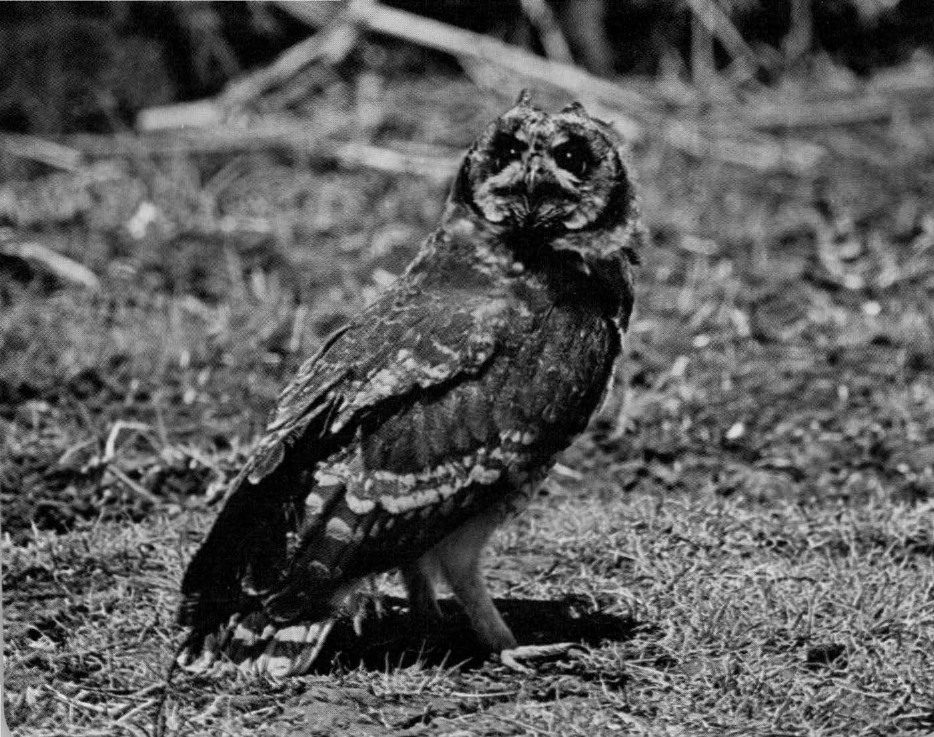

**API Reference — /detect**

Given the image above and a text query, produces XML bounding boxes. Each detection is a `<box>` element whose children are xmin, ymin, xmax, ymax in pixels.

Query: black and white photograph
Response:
<box><xmin>2</xmin><ymin>1</ymin><xmax>933</xmax><ymax>735</ymax></box>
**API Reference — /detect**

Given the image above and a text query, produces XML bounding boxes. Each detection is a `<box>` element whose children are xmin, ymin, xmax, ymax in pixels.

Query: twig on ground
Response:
<box><xmin>66</xmin><ymin>121</ymin><xmax>333</xmax><ymax>157</ymax></box>
<box><xmin>62</xmin><ymin>126</ymin><xmax>460</xmax><ymax>180</ymax></box>
<box><xmin>739</xmin><ymin>92</ymin><xmax>934</xmax><ymax>129</ymax></box>
<box><xmin>153</xmin><ymin>642</ymin><xmax>185</xmax><ymax>737</ymax></box>
<box><xmin>115</xmin><ymin>698</ymin><xmax>158</xmax><ymax>725</ymax></box>
<box><xmin>0</xmin><ymin>133</ymin><xmax>85</xmax><ymax>172</ymax></box>
<box><xmin>0</xmin><ymin>240</ymin><xmax>102</xmax><ymax>291</ymax></box>
<box><xmin>45</xmin><ymin>685</ymin><xmax>111</xmax><ymax>717</ymax></box>
<box><xmin>135</xmin><ymin>101</ymin><xmax>227</xmax><ymax>134</ymax></box>
<box><xmin>106</xmin><ymin>465</ymin><xmax>161</xmax><ymax>506</ymax></box>
<box><xmin>334</xmin><ymin>142</ymin><xmax>458</xmax><ymax>180</ymax></box>
<box><xmin>104</xmin><ymin>421</ymin><xmax>156</xmax><ymax>462</ymax></box>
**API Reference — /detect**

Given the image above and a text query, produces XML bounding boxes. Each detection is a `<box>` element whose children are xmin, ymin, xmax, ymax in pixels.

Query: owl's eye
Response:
<box><xmin>490</xmin><ymin>132</ymin><xmax>527</xmax><ymax>170</ymax></box>
<box><xmin>552</xmin><ymin>136</ymin><xmax>595</xmax><ymax>179</ymax></box>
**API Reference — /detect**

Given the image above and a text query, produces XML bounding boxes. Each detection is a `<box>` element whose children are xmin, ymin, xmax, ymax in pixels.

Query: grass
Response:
<box><xmin>3</xmin><ymin>78</ymin><xmax>934</xmax><ymax>735</ymax></box>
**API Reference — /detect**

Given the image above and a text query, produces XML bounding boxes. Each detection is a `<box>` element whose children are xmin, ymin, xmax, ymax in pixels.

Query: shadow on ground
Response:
<box><xmin>313</xmin><ymin>595</ymin><xmax>639</xmax><ymax>672</ymax></box>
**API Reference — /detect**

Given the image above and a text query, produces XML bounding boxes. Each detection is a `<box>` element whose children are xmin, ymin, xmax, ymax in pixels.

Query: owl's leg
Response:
<box><xmin>433</xmin><ymin>508</ymin><xmax>518</xmax><ymax>653</ymax></box>
<box><xmin>434</xmin><ymin>505</ymin><xmax>586</xmax><ymax>673</ymax></box>
<box><xmin>401</xmin><ymin>560</ymin><xmax>443</xmax><ymax>634</ymax></box>
<box><xmin>441</xmin><ymin>549</ymin><xmax>518</xmax><ymax>652</ymax></box>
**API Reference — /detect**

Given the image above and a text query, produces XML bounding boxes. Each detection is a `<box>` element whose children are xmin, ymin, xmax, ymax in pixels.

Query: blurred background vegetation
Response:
<box><xmin>3</xmin><ymin>0</ymin><xmax>934</xmax><ymax>540</ymax></box>
<box><xmin>1</xmin><ymin>0</ymin><xmax>934</xmax><ymax>135</ymax></box>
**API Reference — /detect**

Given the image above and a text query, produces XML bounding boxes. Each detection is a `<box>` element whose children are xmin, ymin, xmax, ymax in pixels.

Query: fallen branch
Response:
<box><xmin>60</xmin><ymin>125</ymin><xmax>461</xmax><ymax>180</ymax></box>
<box><xmin>739</xmin><ymin>94</ymin><xmax>924</xmax><ymax>129</ymax></box>
<box><xmin>337</xmin><ymin>1</ymin><xmax>823</xmax><ymax>171</ymax></box>
<box><xmin>66</xmin><ymin>120</ymin><xmax>335</xmax><ymax>157</ymax></box>
<box><xmin>333</xmin><ymin>141</ymin><xmax>458</xmax><ymax>180</ymax></box>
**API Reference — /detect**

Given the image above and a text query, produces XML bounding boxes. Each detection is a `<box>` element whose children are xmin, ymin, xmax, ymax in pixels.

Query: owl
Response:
<box><xmin>177</xmin><ymin>90</ymin><xmax>644</xmax><ymax>676</ymax></box>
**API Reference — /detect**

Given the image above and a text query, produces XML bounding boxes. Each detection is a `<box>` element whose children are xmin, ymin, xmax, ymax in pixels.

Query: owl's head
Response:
<box><xmin>448</xmin><ymin>90</ymin><xmax>642</xmax><ymax>262</ymax></box>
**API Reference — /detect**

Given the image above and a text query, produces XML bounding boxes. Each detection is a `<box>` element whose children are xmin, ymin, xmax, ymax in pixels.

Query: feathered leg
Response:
<box><xmin>433</xmin><ymin>507</ymin><xmax>517</xmax><ymax>652</ymax></box>
<box><xmin>402</xmin><ymin>562</ymin><xmax>444</xmax><ymax>633</ymax></box>
<box><xmin>433</xmin><ymin>505</ymin><xmax>584</xmax><ymax>673</ymax></box>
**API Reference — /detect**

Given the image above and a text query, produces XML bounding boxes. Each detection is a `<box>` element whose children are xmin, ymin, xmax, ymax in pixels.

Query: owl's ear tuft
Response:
<box><xmin>560</xmin><ymin>101</ymin><xmax>589</xmax><ymax>117</ymax></box>
<box><xmin>445</xmin><ymin>150</ymin><xmax>476</xmax><ymax>212</ymax></box>
<box><xmin>514</xmin><ymin>89</ymin><xmax>533</xmax><ymax>107</ymax></box>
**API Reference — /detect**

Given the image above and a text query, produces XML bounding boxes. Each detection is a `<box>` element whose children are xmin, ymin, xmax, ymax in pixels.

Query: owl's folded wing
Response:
<box><xmin>178</xmin><ymin>277</ymin><xmax>519</xmax><ymax>631</ymax></box>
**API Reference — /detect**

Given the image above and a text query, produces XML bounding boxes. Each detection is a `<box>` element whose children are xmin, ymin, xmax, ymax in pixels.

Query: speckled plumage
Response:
<box><xmin>177</xmin><ymin>92</ymin><xmax>645</xmax><ymax>676</ymax></box>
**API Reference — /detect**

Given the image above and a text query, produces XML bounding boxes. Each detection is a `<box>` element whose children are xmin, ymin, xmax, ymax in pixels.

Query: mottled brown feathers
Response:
<box><xmin>177</xmin><ymin>94</ymin><xmax>643</xmax><ymax>675</ymax></box>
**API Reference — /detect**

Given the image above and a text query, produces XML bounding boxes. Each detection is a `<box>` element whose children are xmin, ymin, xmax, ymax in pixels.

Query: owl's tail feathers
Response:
<box><xmin>177</xmin><ymin>611</ymin><xmax>336</xmax><ymax>678</ymax></box>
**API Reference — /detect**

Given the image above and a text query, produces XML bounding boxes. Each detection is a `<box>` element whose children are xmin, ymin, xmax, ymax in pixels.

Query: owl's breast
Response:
<box><xmin>500</xmin><ymin>292</ymin><xmax>620</xmax><ymax>444</ymax></box>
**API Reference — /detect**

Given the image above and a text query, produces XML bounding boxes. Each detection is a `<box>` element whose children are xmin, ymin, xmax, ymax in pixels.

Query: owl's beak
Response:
<box><xmin>524</xmin><ymin>156</ymin><xmax>545</xmax><ymax>195</ymax></box>
<box><xmin>525</xmin><ymin>157</ymin><xmax>555</xmax><ymax>212</ymax></box>
<box><xmin>524</xmin><ymin>156</ymin><xmax>566</xmax><ymax>217</ymax></box>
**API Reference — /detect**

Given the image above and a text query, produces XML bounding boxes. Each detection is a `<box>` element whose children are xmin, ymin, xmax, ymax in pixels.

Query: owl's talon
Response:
<box><xmin>499</xmin><ymin>643</ymin><xmax>587</xmax><ymax>673</ymax></box>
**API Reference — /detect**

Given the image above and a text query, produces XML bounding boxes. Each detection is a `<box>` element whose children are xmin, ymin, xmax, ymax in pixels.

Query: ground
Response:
<box><xmin>3</xmin><ymin>78</ymin><xmax>934</xmax><ymax>736</ymax></box>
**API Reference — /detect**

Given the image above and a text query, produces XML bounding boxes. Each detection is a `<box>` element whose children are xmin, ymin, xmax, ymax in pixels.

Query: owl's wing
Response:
<box><xmin>246</xmin><ymin>282</ymin><xmax>510</xmax><ymax>485</ymax></box>
<box><xmin>178</xmin><ymin>275</ymin><xmax>518</xmax><ymax>631</ymax></box>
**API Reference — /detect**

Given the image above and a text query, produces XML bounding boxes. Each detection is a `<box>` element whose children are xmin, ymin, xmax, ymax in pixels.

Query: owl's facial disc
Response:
<box><xmin>462</xmin><ymin>98</ymin><xmax>629</xmax><ymax>236</ymax></box>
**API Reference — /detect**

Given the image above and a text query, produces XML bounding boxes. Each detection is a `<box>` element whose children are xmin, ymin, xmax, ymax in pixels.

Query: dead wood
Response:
<box><xmin>341</xmin><ymin>1</ymin><xmax>652</xmax><ymax>135</ymax></box>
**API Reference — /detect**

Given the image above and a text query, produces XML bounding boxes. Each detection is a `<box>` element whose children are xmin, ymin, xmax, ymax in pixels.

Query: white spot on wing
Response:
<box><xmin>305</xmin><ymin>492</ymin><xmax>325</xmax><ymax>515</ymax></box>
<box><xmin>314</xmin><ymin>471</ymin><xmax>342</xmax><ymax>486</ymax></box>
<box><xmin>326</xmin><ymin>517</ymin><xmax>354</xmax><ymax>542</ymax></box>
<box><xmin>346</xmin><ymin>493</ymin><xmax>376</xmax><ymax>514</ymax></box>
<box><xmin>274</xmin><ymin>625</ymin><xmax>309</xmax><ymax>643</ymax></box>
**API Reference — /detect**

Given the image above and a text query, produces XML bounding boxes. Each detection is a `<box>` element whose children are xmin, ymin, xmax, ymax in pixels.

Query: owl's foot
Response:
<box><xmin>498</xmin><ymin>642</ymin><xmax>587</xmax><ymax>674</ymax></box>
